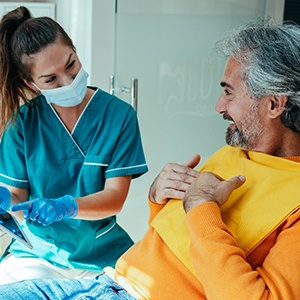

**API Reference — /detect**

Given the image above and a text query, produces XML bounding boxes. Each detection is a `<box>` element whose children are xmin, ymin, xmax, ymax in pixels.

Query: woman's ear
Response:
<box><xmin>268</xmin><ymin>95</ymin><xmax>288</xmax><ymax>119</ymax></box>
<box><xmin>23</xmin><ymin>79</ymin><xmax>40</xmax><ymax>94</ymax></box>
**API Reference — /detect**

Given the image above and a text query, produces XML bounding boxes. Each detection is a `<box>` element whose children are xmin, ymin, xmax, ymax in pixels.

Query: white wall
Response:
<box><xmin>87</xmin><ymin>0</ymin><xmax>286</xmax><ymax>92</ymax></box>
<box><xmin>0</xmin><ymin>0</ymin><xmax>285</xmax><ymax>92</ymax></box>
<box><xmin>90</xmin><ymin>0</ymin><xmax>115</xmax><ymax>91</ymax></box>
<box><xmin>266</xmin><ymin>0</ymin><xmax>285</xmax><ymax>22</ymax></box>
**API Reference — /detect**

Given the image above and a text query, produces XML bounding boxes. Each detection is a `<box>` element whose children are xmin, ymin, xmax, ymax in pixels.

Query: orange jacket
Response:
<box><xmin>112</xmin><ymin>200</ymin><xmax>300</xmax><ymax>299</ymax></box>
<box><xmin>108</xmin><ymin>147</ymin><xmax>300</xmax><ymax>299</ymax></box>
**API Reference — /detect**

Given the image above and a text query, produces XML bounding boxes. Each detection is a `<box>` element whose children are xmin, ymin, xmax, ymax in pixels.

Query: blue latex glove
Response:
<box><xmin>11</xmin><ymin>195</ymin><xmax>78</xmax><ymax>226</ymax></box>
<box><xmin>0</xmin><ymin>186</ymin><xmax>11</xmax><ymax>211</ymax></box>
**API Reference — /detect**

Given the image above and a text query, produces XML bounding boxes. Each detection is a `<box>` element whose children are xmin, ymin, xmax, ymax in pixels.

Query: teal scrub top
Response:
<box><xmin>0</xmin><ymin>88</ymin><xmax>148</xmax><ymax>270</ymax></box>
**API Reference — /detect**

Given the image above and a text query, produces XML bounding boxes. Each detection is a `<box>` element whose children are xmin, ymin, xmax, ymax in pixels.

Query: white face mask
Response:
<box><xmin>32</xmin><ymin>67</ymin><xmax>89</xmax><ymax>107</ymax></box>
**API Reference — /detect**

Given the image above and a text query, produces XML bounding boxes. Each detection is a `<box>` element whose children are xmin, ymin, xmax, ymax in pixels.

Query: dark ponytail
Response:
<box><xmin>0</xmin><ymin>6</ymin><xmax>74</xmax><ymax>136</ymax></box>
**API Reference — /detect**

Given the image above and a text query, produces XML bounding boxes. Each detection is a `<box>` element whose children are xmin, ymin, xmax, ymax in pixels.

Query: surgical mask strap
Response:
<box><xmin>31</xmin><ymin>82</ymin><xmax>42</xmax><ymax>94</ymax></box>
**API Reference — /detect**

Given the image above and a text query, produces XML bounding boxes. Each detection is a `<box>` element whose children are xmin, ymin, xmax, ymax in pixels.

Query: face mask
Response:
<box><xmin>33</xmin><ymin>67</ymin><xmax>89</xmax><ymax>107</ymax></box>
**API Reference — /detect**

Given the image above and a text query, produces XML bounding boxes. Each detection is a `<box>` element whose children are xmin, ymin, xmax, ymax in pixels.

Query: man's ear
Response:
<box><xmin>23</xmin><ymin>79</ymin><xmax>40</xmax><ymax>94</ymax></box>
<box><xmin>268</xmin><ymin>95</ymin><xmax>288</xmax><ymax>119</ymax></box>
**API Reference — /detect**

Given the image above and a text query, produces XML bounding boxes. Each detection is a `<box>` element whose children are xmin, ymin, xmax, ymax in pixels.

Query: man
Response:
<box><xmin>1</xmin><ymin>19</ymin><xmax>300</xmax><ymax>299</ymax></box>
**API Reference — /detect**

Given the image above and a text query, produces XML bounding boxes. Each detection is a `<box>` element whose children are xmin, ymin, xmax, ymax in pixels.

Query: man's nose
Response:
<box><xmin>215</xmin><ymin>94</ymin><xmax>225</xmax><ymax>113</ymax></box>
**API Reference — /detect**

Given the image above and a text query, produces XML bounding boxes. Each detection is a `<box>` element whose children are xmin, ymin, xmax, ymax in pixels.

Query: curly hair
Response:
<box><xmin>216</xmin><ymin>19</ymin><xmax>300</xmax><ymax>132</ymax></box>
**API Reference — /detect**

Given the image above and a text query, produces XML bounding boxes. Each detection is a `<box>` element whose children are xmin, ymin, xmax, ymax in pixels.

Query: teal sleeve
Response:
<box><xmin>105</xmin><ymin>106</ymin><xmax>148</xmax><ymax>179</ymax></box>
<box><xmin>0</xmin><ymin>124</ymin><xmax>29</xmax><ymax>188</ymax></box>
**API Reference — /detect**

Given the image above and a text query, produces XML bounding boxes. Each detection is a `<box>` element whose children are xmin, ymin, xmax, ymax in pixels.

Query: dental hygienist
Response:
<box><xmin>0</xmin><ymin>6</ymin><xmax>148</xmax><ymax>284</ymax></box>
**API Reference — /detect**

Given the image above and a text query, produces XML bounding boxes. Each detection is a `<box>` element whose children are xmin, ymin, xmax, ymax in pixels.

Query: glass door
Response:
<box><xmin>114</xmin><ymin>0</ymin><xmax>267</xmax><ymax>241</ymax></box>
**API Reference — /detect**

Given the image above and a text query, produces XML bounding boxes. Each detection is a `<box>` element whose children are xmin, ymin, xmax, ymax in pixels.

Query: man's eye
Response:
<box><xmin>224</xmin><ymin>89</ymin><xmax>231</xmax><ymax>95</ymax></box>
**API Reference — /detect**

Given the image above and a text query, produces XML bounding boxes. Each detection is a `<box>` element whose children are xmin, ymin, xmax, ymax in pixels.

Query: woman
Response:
<box><xmin>0</xmin><ymin>6</ymin><xmax>148</xmax><ymax>283</ymax></box>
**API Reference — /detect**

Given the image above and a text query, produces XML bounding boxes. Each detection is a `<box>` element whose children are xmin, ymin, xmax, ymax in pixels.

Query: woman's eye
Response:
<box><xmin>45</xmin><ymin>76</ymin><xmax>56</xmax><ymax>84</ymax></box>
<box><xmin>67</xmin><ymin>60</ymin><xmax>75</xmax><ymax>70</ymax></box>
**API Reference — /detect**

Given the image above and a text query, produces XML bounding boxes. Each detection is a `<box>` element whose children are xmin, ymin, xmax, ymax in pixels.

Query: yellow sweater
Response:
<box><xmin>107</xmin><ymin>146</ymin><xmax>300</xmax><ymax>299</ymax></box>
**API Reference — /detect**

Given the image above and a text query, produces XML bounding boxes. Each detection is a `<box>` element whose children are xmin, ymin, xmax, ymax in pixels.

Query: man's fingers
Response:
<box><xmin>228</xmin><ymin>175</ymin><xmax>246</xmax><ymax>190</ymax></box>
<box><xmin>183</xmin><ymin>154</ymin><xmax>201</xmax><ymax>169</ymax></box>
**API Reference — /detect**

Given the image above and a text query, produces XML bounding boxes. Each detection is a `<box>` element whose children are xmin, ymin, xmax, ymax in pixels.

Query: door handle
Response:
<box><xmin>109</xmin><ymin>75</ymin><xmax>115</xmax><ymax>95</ymax></box>
<box><xmin>121</xmin><ymin>78</ymin><xmax>138</xmax><ymax>112</ymax></box>
<box><xmin>109</xmin><ymin>76</ymin><xmax>138</xmax><ymax>112</ymax></box>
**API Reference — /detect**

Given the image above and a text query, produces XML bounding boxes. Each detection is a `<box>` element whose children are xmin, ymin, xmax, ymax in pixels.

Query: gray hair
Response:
<box><xmin>216</xmin><ymin>19</ymin><xmax>300</xmax><ymax>132</ymax></box>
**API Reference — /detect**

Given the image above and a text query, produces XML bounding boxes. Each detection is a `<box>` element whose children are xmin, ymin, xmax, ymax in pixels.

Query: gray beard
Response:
<box><xmin>225</xmin><ymin>127</ymin><xmax>252</xmax><ymax>150</ymax></box>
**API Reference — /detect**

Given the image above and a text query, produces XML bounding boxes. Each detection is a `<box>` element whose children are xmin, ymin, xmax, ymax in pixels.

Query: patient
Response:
<box><xmin>1</xmin><ymin>19</ymin><xmax>300</xmax><ymax>299</ymax></box>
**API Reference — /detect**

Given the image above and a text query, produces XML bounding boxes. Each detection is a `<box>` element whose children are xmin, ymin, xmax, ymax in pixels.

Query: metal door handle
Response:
<box><xmin>109</xmin><ymin>76</ymin><xmax>138</xmax><ymax>112</ymax></box>
<box><xmin>109</xmin><ymin>75</ymin><xmax>115</xmax><ymax>95</ymax></box>
<box><xmin>121</xmin><ymin>78</ymin><xmax>138</xmax><ymax>112</ymax></box>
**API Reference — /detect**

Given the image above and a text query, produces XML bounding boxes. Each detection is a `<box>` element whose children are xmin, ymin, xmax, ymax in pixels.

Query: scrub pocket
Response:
<box><xmin>81</xmin><ymin>154</ymin><xmax>111</xmax><ymax>193</ymax></box>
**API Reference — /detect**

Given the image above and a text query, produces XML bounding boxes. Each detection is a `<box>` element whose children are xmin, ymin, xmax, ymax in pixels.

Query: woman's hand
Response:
<box><xmin>0</xmin><ymin>186</ymin><xmax>11</xmax><ymax>211</ymax></box>
<box><xmin>11</xmin><ymin>195</ymin><xmax>78</xmax><ymax>226</ymax></box>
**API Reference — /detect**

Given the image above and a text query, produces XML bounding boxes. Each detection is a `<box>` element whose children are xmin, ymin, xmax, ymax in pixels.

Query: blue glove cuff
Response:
<box><xmin>63</xmin><ymin>194</ymin><xmax>78</xmax><ymax>218</ymax></box>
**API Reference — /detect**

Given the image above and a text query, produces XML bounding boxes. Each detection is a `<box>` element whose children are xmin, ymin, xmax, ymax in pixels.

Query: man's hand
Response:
<box><xmin>183</xmin><ymin>172</ymin><xmax>246</xmax><ymax>213</ymax></box>
<box><xmin>148</xmin><ymin>154</ymin><xmax>201</xmax><ymax>204</ymax></box>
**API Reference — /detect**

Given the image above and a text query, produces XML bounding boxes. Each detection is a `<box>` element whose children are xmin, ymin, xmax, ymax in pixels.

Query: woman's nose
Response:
<box><xmin>58</xmin><ymin>75</ymin><xmax>74</xmax><ymax>87</ymax></box>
